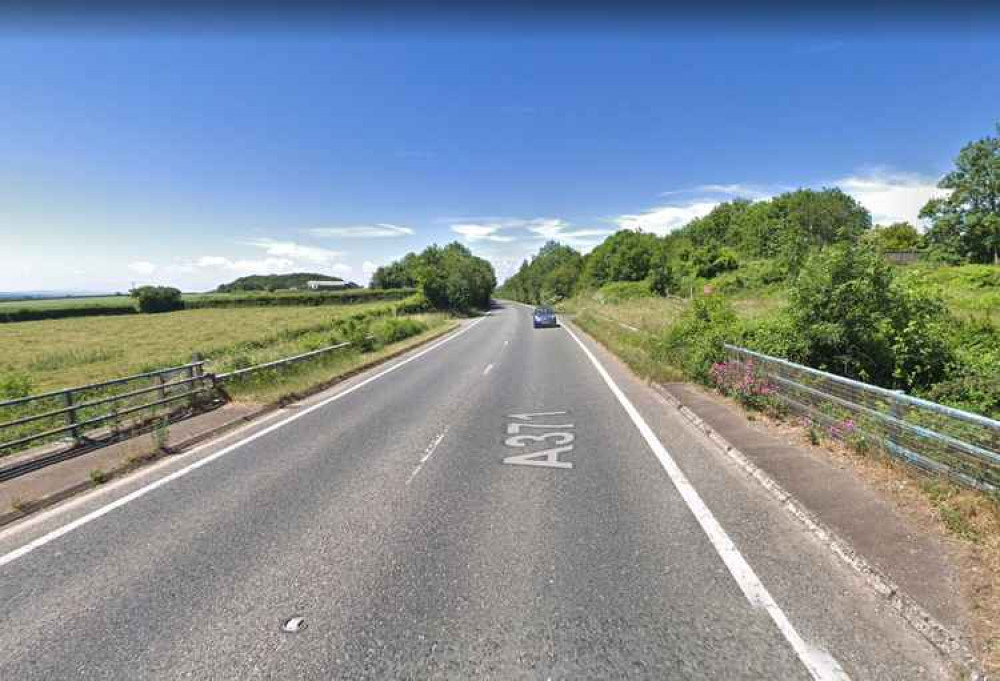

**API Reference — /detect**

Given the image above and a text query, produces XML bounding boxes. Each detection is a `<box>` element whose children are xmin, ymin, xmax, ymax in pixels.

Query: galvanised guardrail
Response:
<box><xmin>214</xmin><ymin>339</ymin><xmax>357</xmax><ymax>381</ymax></box>
<box><xmin>725</xmin><ymin>344</ymin><xmax>1000</xmax><ymax>493</ymax></box>
<box><xmin>0</xmin><ymin>336</ymin><xmax>375</xmax><ymax>461</ymax></box>
<box><xmin>0</xmin><ymin>359</ymin><xmax>213</xmax><ymax>459</ymax></box>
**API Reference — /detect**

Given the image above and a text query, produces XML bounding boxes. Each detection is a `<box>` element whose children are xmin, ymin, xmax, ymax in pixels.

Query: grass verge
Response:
<box><xmin>564</xmin><ymin>292</ymin><xmax>1000</xmax><ymax>674</ymax></box>
<box><xmin>0</xmin><ymin>302</ymin><xmax>396</xmax><ymax>392</ymax></box>
<box><xmin>222</xmin><ymin>314</ymin><xmax>455</xmax><ymax>404</ymax></box>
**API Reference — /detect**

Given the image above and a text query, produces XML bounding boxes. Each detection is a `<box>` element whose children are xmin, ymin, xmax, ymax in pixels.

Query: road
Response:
<box><xmin>0</xmin><ymin>302</ymin><xmax>952</xmax><ymax>679</ymax></box>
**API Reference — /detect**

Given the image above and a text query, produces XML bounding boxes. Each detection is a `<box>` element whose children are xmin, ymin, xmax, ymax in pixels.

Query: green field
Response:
<box><xmin>0</xmin><ymin>295</ymin><xmax>132</xmax><ymax>310</ymax></box>
<box><xmin>0</xmin><ymin>302</ymin><xmax>398</xmax><ymax>392</ymax></box>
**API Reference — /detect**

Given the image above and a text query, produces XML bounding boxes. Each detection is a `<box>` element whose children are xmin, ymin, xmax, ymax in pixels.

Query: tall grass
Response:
<box><xmin>0</xmin><ymin>303</ymin><xmax>394</xmax><ymax>392</ymax></box>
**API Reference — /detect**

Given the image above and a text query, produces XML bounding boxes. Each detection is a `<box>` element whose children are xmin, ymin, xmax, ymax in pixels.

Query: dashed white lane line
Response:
<box><xmin>406</xmin><ymin>427</ymin><xmax>450</xmax><ymax>485</ymax></box>
<box><xmin>561</xmin><ymin>322</ymin><xmax>849</xmax><ymax>681</ymax></box>
<box><xmin>0</xmin><ymin>317</ymin><xmax>486</xmax><ymax>569</ymax></box>
<box><xmin>483</xmin><ymin>363</ymin><xmax>494</xmax><ymax>376</ymax></box>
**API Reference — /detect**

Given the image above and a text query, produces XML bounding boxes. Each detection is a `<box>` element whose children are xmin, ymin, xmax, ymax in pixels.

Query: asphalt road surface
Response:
<box><xmin>0</xmin><ymin>302</ymin><xmax>953</xmax><ymax>679</ymax></box>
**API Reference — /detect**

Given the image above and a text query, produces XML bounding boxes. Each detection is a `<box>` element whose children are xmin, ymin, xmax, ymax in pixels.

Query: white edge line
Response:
<box><xmin>0</xmin><ymin>317</ymin><xmax>485</xmax><ymax>568</ymax></box>
<box><xmin>561</xmin><ymin>322</ymin><xmax>849</xmax><ymax>681</ymax></box>
<box><xmin>483</xmin><ymin>363</ymin><xmax>494</xmax><ymax>376</ymax></box>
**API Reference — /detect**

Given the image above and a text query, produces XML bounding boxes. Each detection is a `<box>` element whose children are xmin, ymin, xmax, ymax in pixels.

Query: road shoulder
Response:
<box><xmin>564</xmin><ymin>317</ymin><xmax>979</xmax><ymax>680</ymax></box>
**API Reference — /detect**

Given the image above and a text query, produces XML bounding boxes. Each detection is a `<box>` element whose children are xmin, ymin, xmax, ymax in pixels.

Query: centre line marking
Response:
<box><xmin>483</xmin><ymin>363</ymin><xmax>494</xmax><ymax>376</ymax></box>
<box><xmin>407</xmin><ymin>427</ymin><xmax>450</xmax><ymax>485</ymax></box>
<box><xmin>0</xmin><ymin>317</ymin><xmax>485</xmax><ymax>568</ymax></box>
<box><xmin>561</xmin><ymin>322</ymin><xmax>849</xmax><ymax>681</ymax></box>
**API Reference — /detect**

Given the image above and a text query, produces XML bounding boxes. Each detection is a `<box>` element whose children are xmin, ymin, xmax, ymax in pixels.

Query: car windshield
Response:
<box><xmin>535</xmin><ymin>308</ymin><xmax>553</xmax><ymax>315</ymax></box>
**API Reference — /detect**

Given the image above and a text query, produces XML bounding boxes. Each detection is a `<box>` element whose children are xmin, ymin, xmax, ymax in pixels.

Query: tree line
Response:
<box><xmin>370</xmin><ymin>242</ymin><xmax>496</xmax><ymax>313</ymax></box>
<box><xmin>500</xmin><ymin>123</ymin><xmax>1000</xmax><ymax>305</ymax></box>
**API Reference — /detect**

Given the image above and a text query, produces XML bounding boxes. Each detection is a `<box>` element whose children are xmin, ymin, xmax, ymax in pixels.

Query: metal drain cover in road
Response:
<box><xmin>281</xmin><ymin>617</ymin><xmax>306</xmax><ymax>633</ymax></box>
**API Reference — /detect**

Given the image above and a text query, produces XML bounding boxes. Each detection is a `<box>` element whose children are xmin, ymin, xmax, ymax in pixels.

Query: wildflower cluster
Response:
<box><xmin>709</xmin><ymin>359</ymin><xmax>777</xmax><ymax>410</ymax></box>
<box><xmin>828</xmin><ymin>418</ymin><xmax>856</xmax><ymax>440</ymax></box>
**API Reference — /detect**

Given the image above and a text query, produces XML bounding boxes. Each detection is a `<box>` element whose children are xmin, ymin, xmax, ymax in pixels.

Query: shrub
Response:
<box><xmin>184</xmin><ymin>288</ymin><xmax>415</xmax><ymax>309</ymax></box>
<box><xmin>332</xmin><ymin>316</ymin><xmax>374</xmax><ymax>351</ymax></box>
<box><xmin>371</xmin><ymin>317</ymin><xmax>428</xmax><ymax>346</ymax></box>
<box><xmin>740</xmin><ymin>313</ymin><xmax>809</xmax><ymax>362</ymax></box>
<box><xmin>131</xmin><ymin>286</ymin><xmax>184</xmax><ymax>314</ymax></box>
<box><xmin>786</xmin><ymin>243</ymin><xmax>954</xmax><ymax>390</ymax></box>
<box><xmin>654</xmin><ymin>296</ymin><xmax>739</xmax><ymax>382</ymax></box>
<box><xmin>0</xmin><ymin>371</ymin><xmax>34</xmax><ymax>399</ymax></box>
<box><xmin>394</xmin><ymin>292</ymin><xmax>431</xmax><ymax>315</ymax></box>
<box><xmin>596</xmin><ymin>280</ymin><xmax>655</xmax><ymax>303</ymax></box>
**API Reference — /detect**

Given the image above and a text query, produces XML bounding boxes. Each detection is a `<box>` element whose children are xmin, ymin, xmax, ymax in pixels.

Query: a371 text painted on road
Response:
<box><xmin>502</xmin><ymin>411</ymin><xmax>574</xmax><ymax>469</ymax></box>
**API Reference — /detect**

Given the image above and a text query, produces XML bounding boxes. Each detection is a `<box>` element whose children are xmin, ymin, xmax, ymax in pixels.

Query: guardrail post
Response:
<box><xmin>156</xmin><ymin>373</ymin><xmax>167</xmax><ymax>401</ymax></box>
<box><xmin>63</xmin><ymin>391</ymin><xmax>81</xmax><ymax>446</ymax></box>
<box><xmin>189</xmin><ymin>354</ymin><xmax>203</xmax><ymax>408</ymax></box>
<box><xmin>889</xmin><ymin>389</ymin><xmax>904</xmax><ymax>449</ymax></box>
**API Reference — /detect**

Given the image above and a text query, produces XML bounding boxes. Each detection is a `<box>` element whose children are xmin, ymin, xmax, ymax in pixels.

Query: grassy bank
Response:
<box><xmin>222</xmin><ymin>314</ymin><xmax>453</xmax><ymax>404</ymax></box>
<box><xmin>0</xmin><ymin>302</ymin><xmax>395</xmax><ymax>393</ymax></box>
<box><xmin>0</xmin><ymin>288</ymin><xmax>417</xmax><ymax>323</ymax></box>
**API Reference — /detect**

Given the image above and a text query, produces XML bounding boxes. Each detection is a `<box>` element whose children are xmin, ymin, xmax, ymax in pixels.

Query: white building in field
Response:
<box><xmin>306</xmin><ymin>280</ymin><xmax>347</xmax><ymax>290</ymax></box>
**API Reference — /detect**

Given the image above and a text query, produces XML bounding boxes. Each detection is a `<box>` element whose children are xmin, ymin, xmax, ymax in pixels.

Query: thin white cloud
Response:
<box><xmin>451</xmin><ymin>223</ymin><xmax>518</xmax><ymax>243</ymax></box>
<box><xmin>833</xmin><ymin>170</ymin><xmax>948</xmax><ymax>226</ymax></box>
<box><xmin>242</xmin><ymin>238</ymin><xmax>344</xmax><ymax>264</ymax></box>
<box><xmin>525</xmin><ymin>218</ymin><xmax>615</xmax><ymax>249</ymax></box>
<box><xmin>128</xmin><ymin>261</ymin><xmax>158</xmax><ymax>275</ymax></box>
<box><xmin>330</xmin><ymin>263</ymin><xmax>353</xmax><ymax>277</ymax></box>
<box><xmin>194</xmin><ymin>255</ymin><xmax>296</xmax><ymax>274</ymax></box>
<box><xmin>614</xmin><ymin>201</ymin><xmax>720</xmax><ymax>235</ymax></box>
<box><xmin>309</xmin><ymin>224</ymin><xmax>414</xmax><ymax>238</ymax></box>
<box><xmin>361</xmin><ymin>260</ymin><xmax>379</xmax><ymax>275</ymax></box>
<box><xmin>660</xmin><ymin>183</ymin><xmax>780</xmax><ymax>200</ymax></box>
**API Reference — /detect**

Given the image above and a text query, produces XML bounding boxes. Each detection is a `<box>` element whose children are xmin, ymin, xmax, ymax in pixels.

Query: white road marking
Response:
<box><xmin>0</xmin><ymin>317</ymin><xmax>486</xmax><ymax>569</ymax></box>
<box><xmin>483</xmin><ymin>363</ymin><xmax>494</xmax><ymax>376</ymax></box>
<box><xmin>505</xmin><ymin>432</ymin><xmax>573</xmax><ymax>447</ymax></box>
<box><xmin>503</xmin><ymin>445</ymin><xmax>573</xmax><ymax>469</ymax></box>
<box><xmin>407</xmin><ymin>427</ymin><xmax>450</xmax><ymax>485</ymax></box>
<box><xmin>281</xmin><ymin>617</ymin><xmax>306</xmax><ymax>633</ymax></box>
<box><xmin>561</xmin><ymin>323</ymin><xmax>849</xmax><ymax>681</ymax></box>
<box><xmin>508</xmin><ymin>411</ymin><xmax>567</xmax><ymax>420</ymax></box>
<box><xmin>506</xmin><ymin>422</ymin><xmax>572</xmax><ymax>433</ymax></box>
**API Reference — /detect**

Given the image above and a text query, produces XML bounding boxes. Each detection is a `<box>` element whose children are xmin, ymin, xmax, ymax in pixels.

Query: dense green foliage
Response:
<box><xmin>131</xmin><ymin>286</ymin><xmax>184</xmax><ymax>314</ymax></box>
<box><xmin>864</xmin><ymin>222</ymin><xmax>921</xmax><ymax>252</ymax></box>
<box><xmin>496</xmin><ymin>242</ymin><xmax>584</xmax><ymax>304</ymax></box>
<box><xmin>184</xmin><ymin>288</ymin><xmax>415</xmax><ymax>309</ymax></box>
<box><xmin>653</xmin><ymin>296</ymin><xmax>739</xmax><ymax>383</ymax></box>
<box><xmin>497</xmin><ymin>124</ymin><xmax>1000</xmax><ymax>418</ymax></box>
<box><xmin>216</xmin><ymin>273</ymin><xmax>350</xmax><ymax>292</ymax></box>
<box><xmin>370</xmin><ymin>243</ymin><xmax>496</xmax><ymax>312</ymax></box>
<box><xmin>765</xmin><ymin>243</ymin><xmax>953</xmax><ymax>390</ymax></box>
<box><xmin>921</xmin><ymin>124</ymin><xmax>1000</xmax><ymax>264</ymax></box>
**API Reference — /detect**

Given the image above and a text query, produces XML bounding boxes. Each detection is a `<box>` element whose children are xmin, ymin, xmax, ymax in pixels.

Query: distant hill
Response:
<box><xmin>216</xmin><ymin>273</ymin><xmax>347</xmax><ymax>292</ymax></box>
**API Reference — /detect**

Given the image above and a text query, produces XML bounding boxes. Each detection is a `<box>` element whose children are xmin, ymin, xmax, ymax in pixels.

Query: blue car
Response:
<box><xmin>532</xmin><ymin>306</ymin><xmax>558</xmax><ymax>328</ymax></box>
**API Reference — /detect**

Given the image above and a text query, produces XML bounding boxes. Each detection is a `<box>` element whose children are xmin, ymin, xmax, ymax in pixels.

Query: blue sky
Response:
<box><xmin>1</xmin><ymin>20</ymin><xmax>998</xmax><ymax>291</ymax></box>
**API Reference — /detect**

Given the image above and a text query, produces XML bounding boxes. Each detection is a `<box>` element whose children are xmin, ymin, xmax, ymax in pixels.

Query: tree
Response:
<box><xmin>497</xmin><ymin>241</ymin><xmax>583</xmax><ymax>304</ymax></box>
<box><xmin>921</xmin><ymin>123</ymin><xmax>1000</xmax><ymax>264</ymax></box>
<box><xmin>130</xmin><ymin>286</ymin><xmax>184</xmax><ymax>313</ymax></box>
<box><xmin>865</xmin><ymin>222</ymin><xmax>920</xmax><ymax>252</ymax></box>
<box><xmin>580</xmin><ymin>230</ymin><xmax>660</xmax><ymax>289</ymax></box>
<box><xmin>373</xmin><ymin>243</ymin><xmax>495</xmax><ymax>312</ymax></box>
